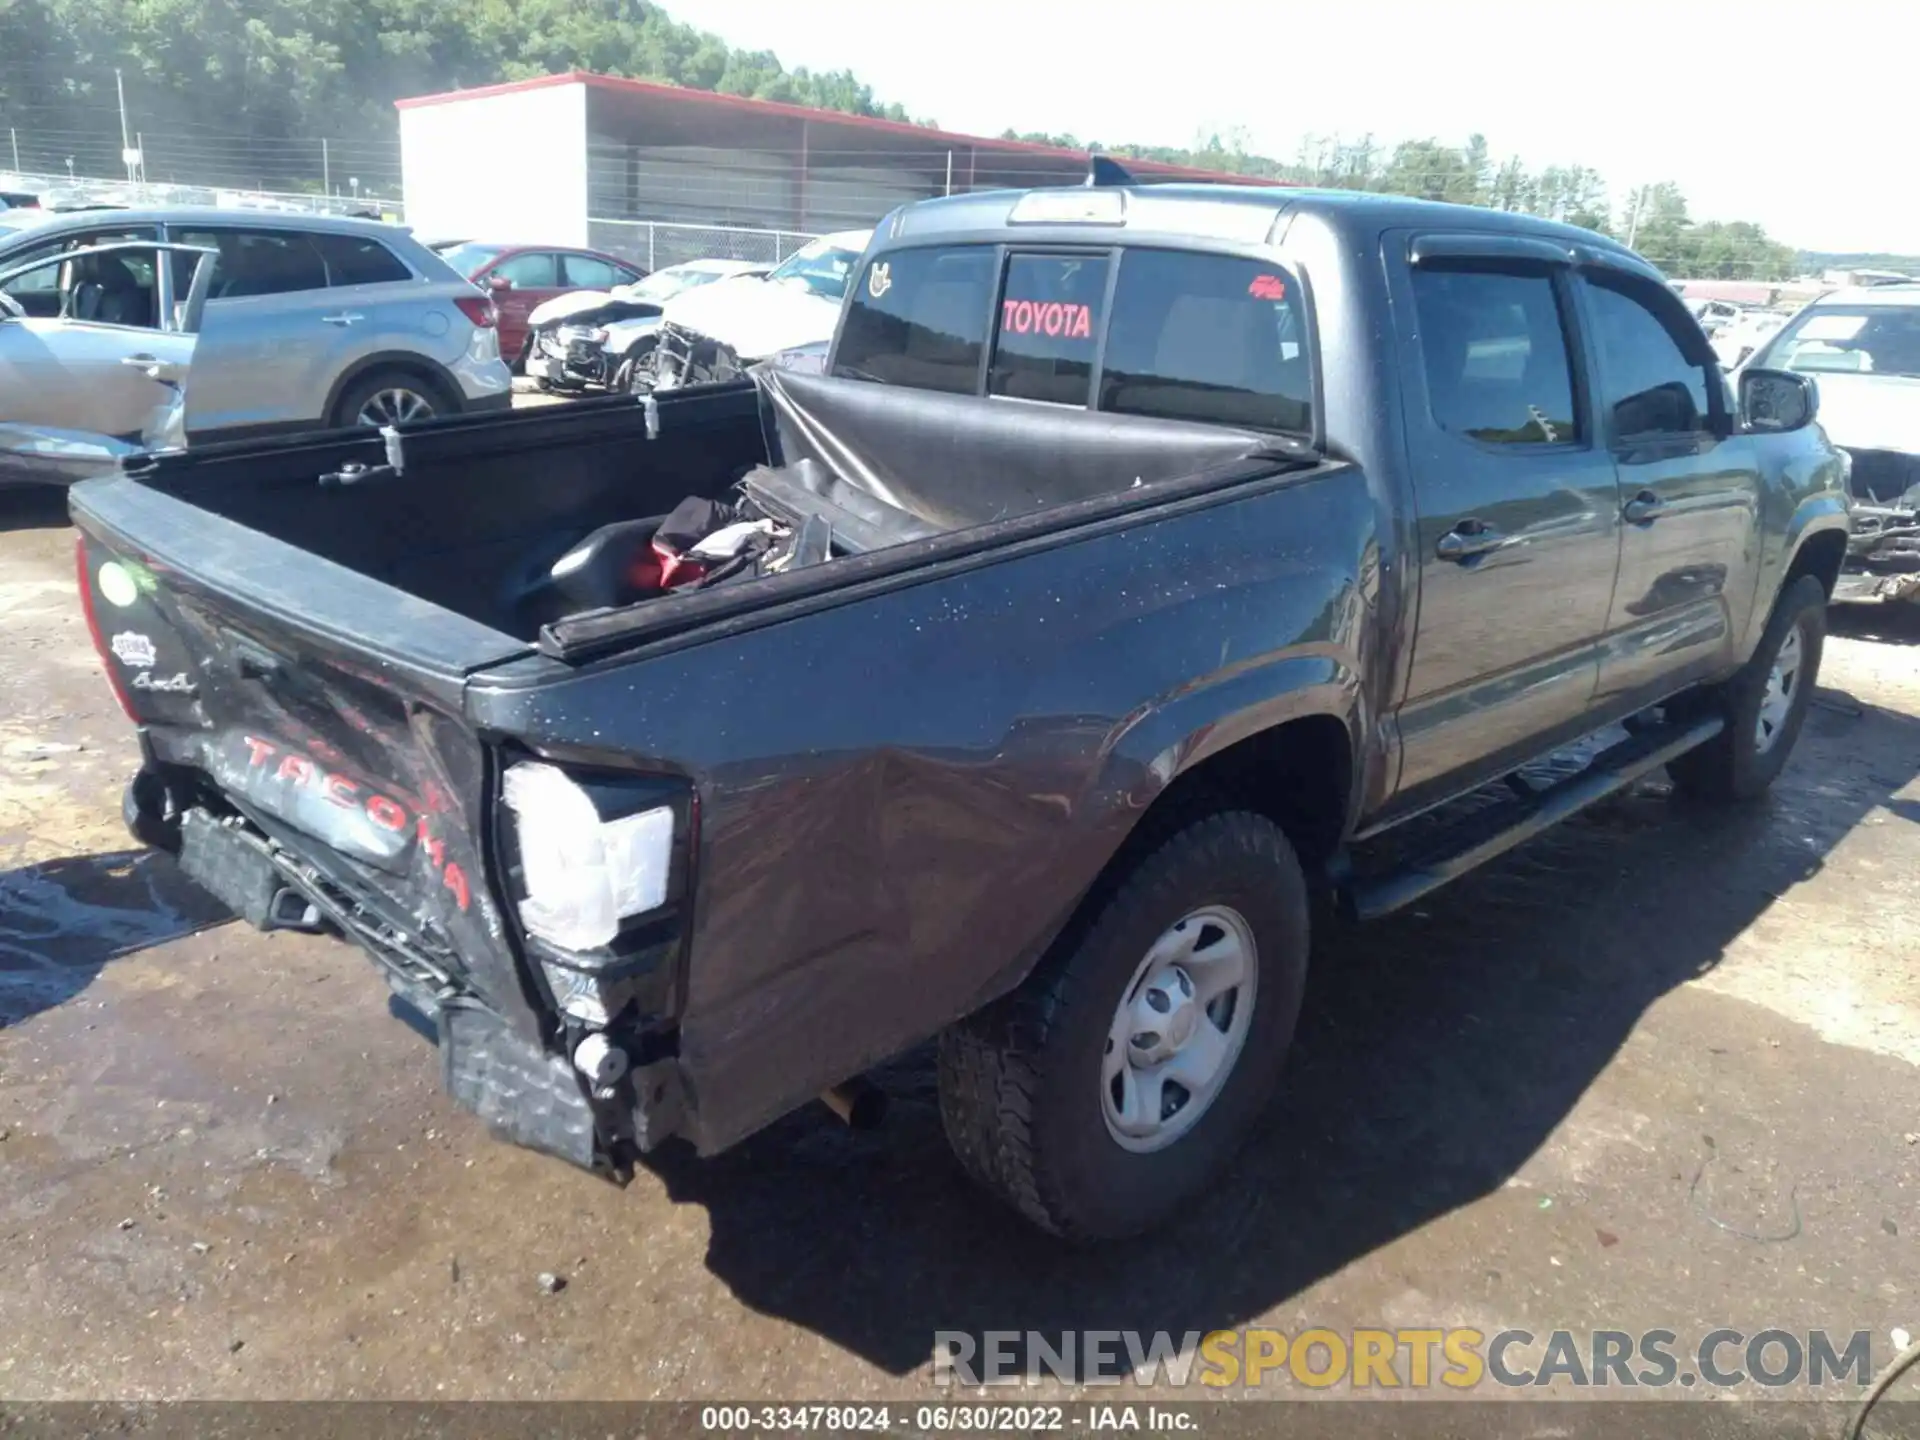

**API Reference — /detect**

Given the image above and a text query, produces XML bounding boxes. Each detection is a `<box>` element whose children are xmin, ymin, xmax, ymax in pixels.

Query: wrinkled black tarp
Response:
<box><xmin>753</xmin><ymin>367</ymin><xmax>1300</xmax><ymax>535</ymax></box>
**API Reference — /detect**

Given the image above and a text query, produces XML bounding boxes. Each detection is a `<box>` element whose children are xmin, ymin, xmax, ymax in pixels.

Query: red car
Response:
<box><xmin>430</xmin><ymin>242</ymin><xmax>646</xmax><ymax>368</ymax></box>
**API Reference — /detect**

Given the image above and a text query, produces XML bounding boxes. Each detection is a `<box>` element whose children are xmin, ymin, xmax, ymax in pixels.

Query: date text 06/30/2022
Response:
<box><xmin>699</xmin><ymin>1405</ymin><xmax>1196</xmax><ymax>1432</ymax></box>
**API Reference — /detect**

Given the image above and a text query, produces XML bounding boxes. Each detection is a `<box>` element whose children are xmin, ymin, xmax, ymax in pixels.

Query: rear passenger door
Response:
<box><xmin>306</xmin><ymin>230</ymin><xmax>444</xmax><ymax>385</ymax></box>
<box><xmin>1389</xmin><ymin>243</ymin><xmax>1623</xmax><ymax>802</ymax></box>
<box><xmin>165</xmin><ymin>227</ymin><xmax>339</xmax><ymax>434</ymax></box>
<box><xmin>1578</xmin><ymin>269</ymin><xmax>1762</xmax><ymax>707</ymax></box>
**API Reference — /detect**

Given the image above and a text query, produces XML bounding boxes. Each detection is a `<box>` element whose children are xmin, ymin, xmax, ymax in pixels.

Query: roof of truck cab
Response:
<box><xmin>883</xmin><ymin>183</ymin><xmax>1648</xmax><ymax>267</ymax></box>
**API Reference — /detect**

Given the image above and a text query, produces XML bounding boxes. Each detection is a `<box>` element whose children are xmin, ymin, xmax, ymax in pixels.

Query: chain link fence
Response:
<box><xmin>0</xmin><ymin>168</ymin><xmax>401</xmax><ymax>220</ymax></box>
<box><xmin>587</xmin><ymin>219</ymin><xmax>819</xmax><ymax>272</ymax></box>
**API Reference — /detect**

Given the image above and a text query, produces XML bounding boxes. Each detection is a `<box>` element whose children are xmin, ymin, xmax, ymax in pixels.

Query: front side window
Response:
<box><xmin>989</xmin><ymin>252</ymin><xmax>1110</xmax><ymax>406</ymax></box>
<box><xmin>1761</xmin><ymin>306</ymin><xmax>1920</xmax><ymax>379</ymax></box>
<box><xmin>1411</xmin><ymin>266</ymin><xmax>1579</xmax><ymax>445</ymax></box>
<box><xmin>833</xmin><ymin>245</ymin><xmax>996</xmax><ymax>393</ymax></box>
<box><xmin>2</xmin><ymin>228</ymin><xmax>160</xmax><ymax>322</ymax></box>
<box><xmin>1099</xmin><ymin>249</ymin><xmax>1313</xmax><ymax>434</ymax></box>
<box><xmin>1582</xmin><ymin>276</ymin><xmax>1714</xmax><ymax>440</ymax></box>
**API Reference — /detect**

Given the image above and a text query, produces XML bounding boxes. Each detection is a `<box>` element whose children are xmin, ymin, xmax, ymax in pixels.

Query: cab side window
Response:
<box><xmin>1582</xmin><ymin>276</ymin><xmax>1715</xmax><ymax>442</ymax></box>
<box><xmin>988</xmin><ymin>252</ymin><xmax>1110</xmax><ymax>406</ymax></box>
<box><xmin>1099</xmin><ymin>249</ymin><xmax>1312</xmax><ymax>434</ymax></box>
<box><xmin>1411</xmin><ymin>266</ymin><xmax>1580</xmax><ymax>445</ymax></box>
<box><xmin>834</xmin><ymin>245</ymin><xmax>997</xmax><ymax>394</ymax></box>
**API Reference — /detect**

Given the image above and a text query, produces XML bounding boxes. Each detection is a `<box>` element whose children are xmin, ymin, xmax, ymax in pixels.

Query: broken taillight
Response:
<box><xmin>74</xmin><ymin>536</ymin><xmax>137</xmax><ymax>720</ymax></box>
<box><xmin>452</xmin><ymin>294</ymin><xmax>497</xmax><ymax>328</ymax></box>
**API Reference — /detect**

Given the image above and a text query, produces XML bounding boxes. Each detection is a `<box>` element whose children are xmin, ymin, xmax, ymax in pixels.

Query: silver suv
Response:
<box><xmin>0</xmin><ymin>207</ymin><xmax>510</xmax><ymax>483</ymax></box>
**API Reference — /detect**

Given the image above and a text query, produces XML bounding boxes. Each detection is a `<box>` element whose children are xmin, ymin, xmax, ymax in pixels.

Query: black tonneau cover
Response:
<box><xmin>757</xmin><ymin>367</ymin><xmax>1299</xmax><ymax>530</ymax></box>
<box><xmin>539</xmin><ymin>369</ymin><xmax>1312</xmax><ymax>660</ymax></box>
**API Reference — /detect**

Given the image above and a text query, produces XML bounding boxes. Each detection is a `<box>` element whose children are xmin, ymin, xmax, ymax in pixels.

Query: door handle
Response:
<box><xmin>1623</xmin><ymin>490</ymin><xmax>1665</xmax><ymax>524</ymax></box>
<box><xmin>120</xmin><ymin>354</ymin><xmax>159</xmax><ymax>366</ymax></box>
<box><xmin>321</xmin><ymin>312</ymin><xmax>364</xmax><ymax>327</ymax></box>
<box><xmin>1435</xmin><ymin>521</ymin><xmax>1509</xmax><ymax>562</ymax></box>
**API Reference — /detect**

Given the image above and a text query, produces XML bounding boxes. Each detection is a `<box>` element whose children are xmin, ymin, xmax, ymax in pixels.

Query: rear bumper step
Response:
<box><xmin>146</xmin><ymin>789</ymin><xmax>622</xmax><ymax>1176</ymax></box>
<box><xmin>1341</xmin><ymin>715</ymin><xmax>1724</xmax><ymax>922</ymax></box>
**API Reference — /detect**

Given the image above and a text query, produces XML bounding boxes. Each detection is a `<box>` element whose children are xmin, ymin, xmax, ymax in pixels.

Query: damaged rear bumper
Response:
<box><xmin>127</xmin><ymin>769</ymin><xmax>686</xmax><ymax>1178</ymax></box>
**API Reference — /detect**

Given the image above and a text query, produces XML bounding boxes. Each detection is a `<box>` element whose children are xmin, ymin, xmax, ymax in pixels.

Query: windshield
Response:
<box><xmin>1763</xmin><ymin>306</ymin><xmax>1920</xmax><ymax>379</ymax></box>
<box><xmin>432</xmin><ymin>241</ymin><xmax>506</xmax><ymax>277</ymax></box>
<box><xmin>628</xmin><ymin>266</ymin><xmax>734</xmax><ymax>303</ymax></box>
<box><xmin>765</xmin><ymin>241</ymin><xmax>861</xmax><ymax>301</ymax></box>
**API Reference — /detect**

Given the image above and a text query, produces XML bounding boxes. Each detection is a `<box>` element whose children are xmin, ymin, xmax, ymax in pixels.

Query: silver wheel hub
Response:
<box><xmin>357</xmin><ymin>388</ymin><xmax>434</xmax><ymax>427</ymax></box>
<box><xmin>1102</xmin><ymin>904</ymin><xmax>1258</xmax><ymax>1154</ymax></box>
<box><xmin>1754</xmin><ymin>624</ymin><xmax>1803</xmax><ymax>754</ymax></box>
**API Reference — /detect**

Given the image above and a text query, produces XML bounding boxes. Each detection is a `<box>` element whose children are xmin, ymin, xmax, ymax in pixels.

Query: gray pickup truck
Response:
<box><xmin>72</xmin><ymin>178</ymin><xmax>1850</xmax><ymax>1240</ymax></box>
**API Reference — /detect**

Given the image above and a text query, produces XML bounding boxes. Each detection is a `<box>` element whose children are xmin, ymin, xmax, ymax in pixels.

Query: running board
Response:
<box><xmin>1341</xmin><ymin>714</ymin><xmax>1724</xmax><ymax>923</ymax></box>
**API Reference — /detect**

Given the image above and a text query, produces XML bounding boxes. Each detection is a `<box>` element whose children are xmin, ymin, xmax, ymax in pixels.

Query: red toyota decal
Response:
<box><xmin>1001</xmin><ymin>299</ymin><xmax>1094</xmax><ymax>339</ymax></box>
<box><xmin>1249</xmin><ymin>274</ymin><xmax>1288</xmax><ymax>301</ymax></box>
<box><xmin>239</xmin><ymin>734</ymin><xmax>472</xmax><ymax>912</ymax></box>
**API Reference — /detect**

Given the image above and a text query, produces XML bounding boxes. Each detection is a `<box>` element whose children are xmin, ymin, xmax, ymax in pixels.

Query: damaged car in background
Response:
<box><xmin>73</xmin><ymin>177</ymin><xmax>1849</xmax><ymax>1240</ymax></box>
<box><xmin>620</xmin><ymin>229</ymin><xmax>871</xmax><ymax>392</ymax></box>
<box><xmin>524</xmin><ymin>258</ymin><xmax>767</xmax><ymax>393</ymax></box>
<box><xmin>1742</xmin><ymin>284</ymin><xmax>1920</xmax><ymax>603</ymax></box>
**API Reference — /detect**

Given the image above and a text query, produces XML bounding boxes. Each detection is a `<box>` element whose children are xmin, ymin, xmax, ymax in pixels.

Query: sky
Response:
<box><xmin>662</xmin><ymin>0</ymin><xmax>1918</xmax><ymax>256</ymax></box>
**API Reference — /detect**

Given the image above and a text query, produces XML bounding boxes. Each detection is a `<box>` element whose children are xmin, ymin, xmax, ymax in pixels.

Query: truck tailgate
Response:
<box><xmin>70</xmin><ymin>474</ymin><xmax>538</xmax><ymax>1033</ymax></box>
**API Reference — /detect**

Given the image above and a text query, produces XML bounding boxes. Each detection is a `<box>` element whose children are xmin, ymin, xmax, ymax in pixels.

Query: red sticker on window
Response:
<box><xmin>1249</xmin><ymin>274</ymin><xmax>1287</xmax><ymax>301</ymax></box>
<box><xmin>1001</xmin><ymin>299</ymin><xmax>1094</xmax><ymax>339</ymax></box>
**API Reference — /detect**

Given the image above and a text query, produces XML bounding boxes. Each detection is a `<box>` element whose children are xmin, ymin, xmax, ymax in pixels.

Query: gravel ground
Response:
<box><xmin>0</xmin><ymin>486</ymin><xmax>1916</xmax><ymax>1419</ymax></box>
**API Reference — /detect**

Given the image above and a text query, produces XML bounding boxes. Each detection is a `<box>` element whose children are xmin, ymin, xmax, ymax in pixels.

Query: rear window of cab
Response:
<box><xmin>832</xmin><ymin>243</ymin><xmax>1312</xmax><ymax>436</ymax></box>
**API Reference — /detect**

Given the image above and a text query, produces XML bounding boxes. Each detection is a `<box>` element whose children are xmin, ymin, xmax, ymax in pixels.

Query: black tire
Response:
<box><xmin>937</xmin><ymin>810</ymin><xmax>1310</xmax><ymax>1241</ymax></box>
<box><xmin>328</xmin><ymin>368</ymin><xmax>455</xmax><ymax>431</ymax></box>
<box><xmin>1666</xmin><ymin>574</ymin><xmax>1826</xmax><ymax>801</ymax></box>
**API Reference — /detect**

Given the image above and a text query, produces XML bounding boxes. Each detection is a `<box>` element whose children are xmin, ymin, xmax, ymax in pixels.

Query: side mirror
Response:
<box><xmin>486</xmin><ymin>273</ymin><xmax>513</xmax><ymax>293</ymax></box>
<box><xmin>1738</xmin><ymin>367</ymin><xmax>1818</xmax><ymax>434</ymax></box>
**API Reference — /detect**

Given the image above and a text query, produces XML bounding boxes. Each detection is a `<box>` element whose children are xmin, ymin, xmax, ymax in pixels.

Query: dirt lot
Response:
<box><xmin>1</xmin><ymin>484</ymin><xmax>1917</xmax><ymax>1414</ymax></box>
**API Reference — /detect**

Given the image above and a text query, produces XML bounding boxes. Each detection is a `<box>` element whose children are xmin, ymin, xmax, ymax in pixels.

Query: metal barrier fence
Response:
<box><xmin>587</xmin><ymin>218</ymin><xmax>820</xmax><ymax>272</ymax></box>
<box><xmin>0</xmin><ymin>170</ymin><xmax>402</xmax><ymax>221</ymax></box>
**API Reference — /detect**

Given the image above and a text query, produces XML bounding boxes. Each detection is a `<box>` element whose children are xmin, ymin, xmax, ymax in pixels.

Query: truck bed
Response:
<box><xmin>104</xmin><ymin>372</ymin><xmax>1301</xmax><ymax>652</ymax></box>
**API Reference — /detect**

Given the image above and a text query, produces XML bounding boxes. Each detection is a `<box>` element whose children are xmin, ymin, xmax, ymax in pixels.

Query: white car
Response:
<box><xmin>1744</xmin><ymin>284</ymin><xmax>1920</xmax><ymax>601</ymax></box>
<box><xmin>523</xmin><ymin>258</ymin><xmax>768</xmax><ymax>392</ymax></box>
<box><xmin>1713</xmin><ymin>310</ymin><xmax>1788</xmax><ymax>372</ymax></box>
<box><xmin>653</xmin><ymin>230</ymin><xmax>873</xmax><ymax>366</ymax></box>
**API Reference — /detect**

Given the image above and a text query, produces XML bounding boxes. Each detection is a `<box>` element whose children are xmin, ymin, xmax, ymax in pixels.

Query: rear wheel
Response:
<box><xmin>329</xmin><ymin>369</ymin><xmax>452</xmax><ymax>431</ymax></box>
<box><xmin>937</xmin><ymin>810</ymin><xmax>1309</xmax><ymax>1241</ymax></box>
<box><xmin>1667</xmin><ymin>574</ymin><xmax>1826</xmax><ymax>801</ymax></box>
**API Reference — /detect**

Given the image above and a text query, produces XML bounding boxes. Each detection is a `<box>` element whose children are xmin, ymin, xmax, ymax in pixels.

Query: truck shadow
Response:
<box><xmin>0</xmin><ymin>849</ymin><xmax>230</xmax><ymax>1028</ymax></box>
<box><xmin>640</xmin><ymin>686</ymin><xmax>1920</xmax><ymax>1376</ymax></box>
<box><xmin>0</xmin><ymin>486</ymin><xmax>72</xmax><ymax>534</ymax></box>
<box><xmin>1828</xmin><ymin>601</ymin><xmax>1920</xmax><ymax>647</ymax></box>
